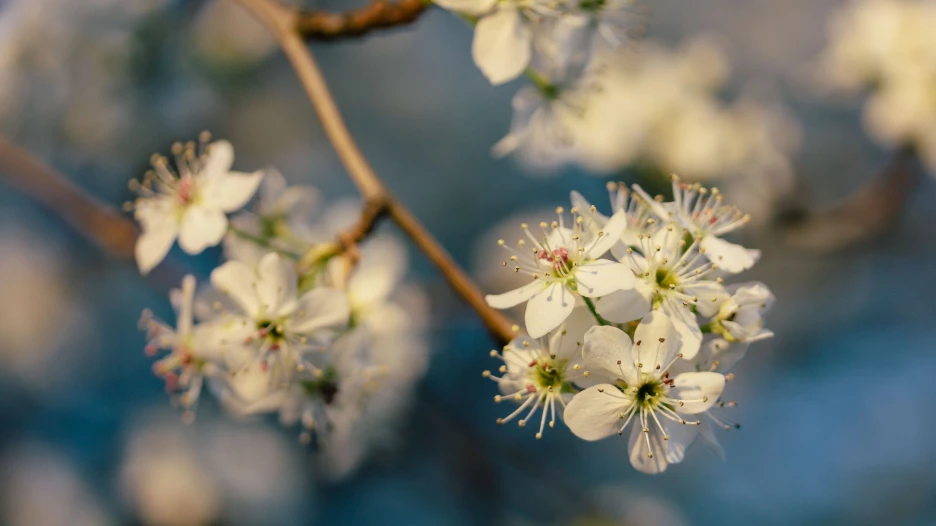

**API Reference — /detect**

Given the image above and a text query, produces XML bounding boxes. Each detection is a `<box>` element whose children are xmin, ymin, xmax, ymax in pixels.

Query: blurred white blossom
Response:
<box><xmin>0</xmin><ymin>229</ymin><xmax>91</xmax><ymax>392</ymax></box>
<box><xmin>0</xmin><ymin>442</ymin><xmax>112</xmax><ymax>526</ymax></box>
<box><xmin>817</xmin><ymin>0</ymin><xmax>936</xmax><ymax>174</ymax></box>
<box><xmin>120</xmin><ymin>411</ymin><xmax>310</xmax><ymax>526</ymax></box>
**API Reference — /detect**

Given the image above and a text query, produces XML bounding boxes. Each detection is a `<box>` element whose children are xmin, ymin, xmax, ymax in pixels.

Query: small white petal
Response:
<box><xmin>574</xmin><ymin>259</ymin><xmax>635</xmax><ymax>298</ymax></box>
<box><xmin>661</xmin><ymin>299</ymin><xmax>702</xmax><ymax>360</ymax></box>
<box><xmin>549</xmin><ymin>306</ymin><xmax>594</xmax><ymax>361</ymax></box>
<box><xmin>628</xmin><ymin>424</ymin><xmax>669</xmax><ymax>474</ymax></box>
<box><xmin>525</xmin><ymin>282</ymin><xmax>575</xmax><ymax>338</ymax></box>
<box><xmin>178</xmin><ymin>206</ymin><xmax>227</xmax><ymax>254</ymax></box>
<box><xmin>202</xmin><ymin>140</ymin><xmax>235</xmax><ymax>178</ymax></box>
<box><xmin>564</xmin><ymin>384</ymin><xmax>632</xmax><ymax>441</ymax></box>
<box><xmin>664</xmin><ymin>418</ymin><xmax>699</xmax><ymax>464</ymax></box>
<box><xmin>698</xmin><ymin>420</ymin><xmax>726</xmax><ymax>460</ymax></box>
<box><xmin>211</xmin><ymin>260</ymin><xmax>261</xmax><ymax>318</ymax></box>
<box><xmin>595</xmin><ymin>280</ymin><xmax>652</xmax><ymax>323</ymax></box>
<box><xmin>633</xmin><ymin>310</ymin><xmax>681</xmax><ymax>372</ymax></box>
<box><xmin>135</xmin><ymin>219</ymin><xmax>178</xmax><ymax>274</ymax></box>
<box><xmin>433</xmin><ymin>0</ymin><xmax>497</xmax><ymax>15</ymax></box>
<box><xmin>683</xmin><ymin>281</ymin><xmax>729</xmax><ymax>318</ymax></box>
<box><xmin>584</xmin><ymin>210</ymin><xmax>629</xmax><ymax>258</ymax></box>
<box><xmin>472</xmin><ymin>7</ymin><xmax>532</xmax><ymax>85</ymax></box>
<box><xmin>486</xmin><ymin>280</ymin><xmax>546</xmax><ymax>309</ymax></box>
<box><xmin>255</xmin><ymin>252</ymin><xmax>298</xmax><ymax>318</ymax></box>
<box><xmin>697</xmin><ymin>338</ymin><xmax>750</xmax><ymax>373</ymax></box>
<box><xmin>290</xmin><ymin>287</ymin><xmax>351</xmax><ymax>334</ymax></box>
<box><xmin>671</xmin><ymin>372</ymin><xmax>726</xmax><ymax>414</ymax></box>
<box><xmin>582</xmin><ymin>325</ymin><xmax>637</xmax><ymax>384</ymax></box>
<box><xmin>201</xmin><ymin>170</ymin><xmax>264</xmax><ymax>212</ymax></box>
<box><xmin>700</xmin><ymin>235</ymin><xmax>758</xmax><ymax>273</ymax></box>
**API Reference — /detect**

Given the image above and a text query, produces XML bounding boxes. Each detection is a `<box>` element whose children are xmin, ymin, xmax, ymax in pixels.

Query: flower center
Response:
<box><xmin>257</xmin><ymin>319</ymin><xmax>286</xmax><ymax>345</ymax></box>
<box><xmin>531</xmin><ymin>358</ymin><xmax>566</xmax><ymax>390</ymax></box>
<box><xmin>175</xmin><ymin>175</ymin><xmax>196</xmax><ymax>204</ymax></box>
<box><xmin>303</xmin><ymin>366</ymin><xmax>340</xmax><ymax>404</ymax></box>
<box><xmin>538</xmin><ymin>247</ymin><xmax>574</xmax><ymax>277</ymax></box>
<box><xmin>654</xmin><ymin>267</ymin><xmax>679</xmax><ymax>289</ymax></box>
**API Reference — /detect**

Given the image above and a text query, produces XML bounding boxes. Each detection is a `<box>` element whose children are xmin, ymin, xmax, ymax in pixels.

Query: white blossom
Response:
<box><xmin>564</xmin><ymin>312</ymin><xmax>726</xmax><ymax>473</ymax></box>
<box><xmin>131</xmin><ymin>137</ymin><xmax>263</xmax><ymax>274</ymax></box>
<box><xmin>223</xmin><ymin>167</ymin><xmax>320</xmax><ymax>265</ymax></box>
<box><xmin>485</xmin><ymin>207</ymin><xmax>634</xmax><ymax>338</ymax></box>
<box><xmin>696</xmin><ymin>282</ymin><xmax>775</xmax><ymax>373</ymax></box>
<box><xmin>633</xmin><ymin>176</ymin><xmax>760</xmax><ymax>273</ymax></box>
<box><xmin>140</xmin><ymin>275</ymin><xmax>224</xmax><ymax>419</ymax></box>
<box><xmin>597</xmin><ymin>223</ymin><xmax>729</xmax><ymax>359</ymax></box>
<box><xmin>484</xmin><ymin>308</ymin><xmax>592</xmax><ymax>438</ymax></box>
<box><xmin>206</xmin><ymin>252</ymin><xmax>351</xmax><ymax>380</ymax></box>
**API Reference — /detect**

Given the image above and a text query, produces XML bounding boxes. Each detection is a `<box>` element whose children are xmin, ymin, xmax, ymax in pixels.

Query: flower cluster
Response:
<box><xmin>816</xmin><ymin>0</ymin><xmax>936</xmax><ymax>173</ymax></box>
<box><xmin>500</xmin><ymin>38</ymin><xmax>800</xmax><ymax>222</ymax></box>
<box><xmin>133</xmin><ymin>137</ymin><xmax>428</xmax><ymax>479</ymax></box>
<box><xmin>484</xmin><ymin>177</ymin><xmax>774</xmax><ymax>473</ymax></box>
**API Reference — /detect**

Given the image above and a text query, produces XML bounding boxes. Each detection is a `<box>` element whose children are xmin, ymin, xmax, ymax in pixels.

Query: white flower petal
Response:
<box><xmin>628</xmin><ymin>424</ymin><xmax>669</xmax><ymax>474</ymax></box>
<box><xmin>178</xmin><ymin>206</ymin><xmax>227</xmax><ymax>254</ymax></box>
<box><xmin>548</xmin><ymin>306</ymin><xmax>594</xmax><ymax>361</ymax></box>
<box><xmin>633</xmin><ymin>310</ymin><xmax>681</xmax><ymax>373</ymax></box>
<box><xmin>631</xmin><ymin>184</ymin><xmax>672</xmax><ymax>221</ymax></box>
<box><xmin>433</xmin><ymin>0</ymin><xmax>497</xmax><ymax>15</ymax></box>
<box><xmin>256</xmin><ymin>253</ymin><xmax>298</xmax><ymax>317</ymax></box>
<box><xmin>472</xmin><ymin>7</ymin><xmax>532</xmax><ymax>85</ymax></box>
<box><xmin>202</xmin><ymin>140</ymin><xmax>235</xmax><ymax>178</ymax></box>
<box><xmin>664</xmin><ymin>419</ymin><xmax>700</xmax><ymax>464</ymax></box>
<box><xmin>564</xmin><ymin>384</ymin><xmax>631</xmax><ymax>441</ymax></box>
<box><xmin>684</xmin><ymin>280</ymin><xmax>729</xmax><ymax>318</ymax></box>
<box><xmin>570</xmin><ymin>190</ymin><xmax>608</xmax><ymax>225</ymax></box>
<box><xmin>661</xmin><ymin>299</ymin><xmax>702</xmax><ymax>360</ymax></box>
<box><xmin>582</xmin><ymin>325</ymin><xmax>637</xmax><ymax>384</ymax></box>
<box><xmin>290</xmin><ymin>287</ymin><xmax>351</xmax><ymax>335</ymax></box>
<box><xmin>697</xmin><ymin>338</ymin><xmax>750</xmax><ymax>373</ymax></box>
<box><xmin>486</xmin><ymin>280</ymin><xmax>547</xmax><ymax>309</ymax></box>
<box><xmin>525</xmin><ymin>282</ymin><xmax>575</xmax><ymax>338</ymax></box>
<box><xmin>698</xmin><ymin>420</ymin><xmax>726</xmax><ymax>460</ymax></box>
<box><xmin>201</xmin><ymin>170</ymin><xmax>264</xmax><ymax>212</ymax></box>
<box><xmin>595</xmin><ymin>280</ymin><xmax>653</xmax><ymax>323</ymax></box>
<box><xmin>671</xmin><ymin>371</ymin><xmax>725</xmax><ymax>414</ymax></box>
<box><xmin>574</xmin><ymin>259</ymin><xmax>635</xmax><ymax>298</ymax></box>
<box><xmin>584</xmin><ymin>210</ymin><xmax>629</xmax><ymax>258</ymax></box>
<box><xmin>135</xmin><ymin>218</ymin><xmax>178</xmax><ymax>274</ymax></box>
<box><xmin>700</xmin><ymin>235</ymin><xmax>758</xmax><ymax>273</ymax></box>
<box><xmin>211</xmin><ymin>260</ymin><xmax>261</xmax><ymax>318</ymax></box>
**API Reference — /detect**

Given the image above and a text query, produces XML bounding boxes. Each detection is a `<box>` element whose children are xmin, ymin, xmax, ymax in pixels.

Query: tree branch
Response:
<box><xmin>231</xmin><ymin>0</ymin><xmax>517</xmax><ymax>345</ymax></box>
<box><xmin>295</xmin><ymin>0</ymin><xmax>428</xmax><ymax>41</ymax></box>
<box><xmin>781</xmin><ymin>145</ymin><xmax>920</xmax><ymax>251</ymax></box>
<box><xmin>0</xmin><ymin>136</ymin><xmax>138</xmax><ymax>257</ymax></box>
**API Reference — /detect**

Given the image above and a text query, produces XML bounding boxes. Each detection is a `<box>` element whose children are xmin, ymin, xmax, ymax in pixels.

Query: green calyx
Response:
<box><xmin>578</xmin><ymin>0</ymin><xmax>606</xmax><ymax>11</ymax></box>
<box><xmin>302</xmin><ymin>366</ymin><xmax>340</xmax><ymax>404</ymax></box>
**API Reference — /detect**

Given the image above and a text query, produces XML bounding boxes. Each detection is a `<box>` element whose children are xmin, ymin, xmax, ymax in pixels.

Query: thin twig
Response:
<box><xmin>295</xmin><ymin>0</ymin><xmax>428</xmax><ymax>41</ymax></box>
<box><xmin>781</xmin><ymin>145</ymin><xmax>920</xmax><ymax>251</ymax></box>
<box><xmin>0</xmin><ymin>136</ymin><xmax>138</xmax><ymax>257</ymax></box>
<box><xmin>231</xmin><ymin>0</ymin><xmax>517</xmax><ymax>345</ymax></box>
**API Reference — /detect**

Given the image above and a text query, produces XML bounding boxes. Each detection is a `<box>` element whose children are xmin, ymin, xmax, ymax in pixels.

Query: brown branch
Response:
<box><xmin>781</xmin><ymin>145</ymin><xmax>920</xmax><ymax>252</ymax></box>
<box><xmin>231</xmin><ymin>0</ymin><xmax>517</xmax><ymax>345</ymax></box>
<box><xmin>0</xmin><ymin>136</ymin><xmax>138</xmax><ymax>257</ymax></box>
<box><xmin>295</xmin><ymin>0</ymin><xmax>428</xmax><ymax>41</ymax></box>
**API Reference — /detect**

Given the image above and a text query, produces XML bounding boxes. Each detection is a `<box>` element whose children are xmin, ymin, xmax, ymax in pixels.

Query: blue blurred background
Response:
<box><xmin>1</xmin><ymin>0</ymin><xmax>935</xmax><ymax>525</ymax></box>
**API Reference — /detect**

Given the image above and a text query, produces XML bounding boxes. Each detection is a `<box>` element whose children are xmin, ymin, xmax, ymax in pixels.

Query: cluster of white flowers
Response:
<box><xmin>132</xmin><ymin>136</ymin><xmax>428</xmax><ymax>476</ymax></box>
<box><xmin>483</xmin><ymin>177</ymin><xmax>774</xmax><ymax>473</ymax></box>
<box><xmin>434</xmin><ymin>0</ymin><xmax>799</xmax><ymax>220</ymax></box>
<box><xmin>817</xmin><ymin>0</ymin><xmax>936</xmax><ymax>173</ymax></box>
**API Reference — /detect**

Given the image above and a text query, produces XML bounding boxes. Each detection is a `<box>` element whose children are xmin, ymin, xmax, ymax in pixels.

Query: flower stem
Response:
<box><xmin>232</xmin><ymin>0</ymin><xmax>517</xmax><ymax>345</ymax></box>
<box><xmin>582</xmin><ymin>297</ymin><xmax>611</xmax><ymax>326</ymax></box>
<box><xmin>228</xmin><ymin>224</ymin><xmax>302</xmax><ymax>260</ymax></box>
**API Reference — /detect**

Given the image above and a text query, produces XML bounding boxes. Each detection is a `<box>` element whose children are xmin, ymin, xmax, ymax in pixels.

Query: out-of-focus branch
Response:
<box><xmin>295</xmin><ymin>0</ymin><xmax>428</xmax><ymax>41</ymax></box>
<box><xmin>781</xmin><ymin>145</ymin><xmax>920</xmax><ymax>251</ymax></box>
<box><xmin>231</xmin><ymin>0</ymin><xmax>517</xmax><ymax>345</ymax></box>
<box><xmin>0</xmin><ymin>136</ymin><xmax>138</xmax><ymax>257</ymax></box>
